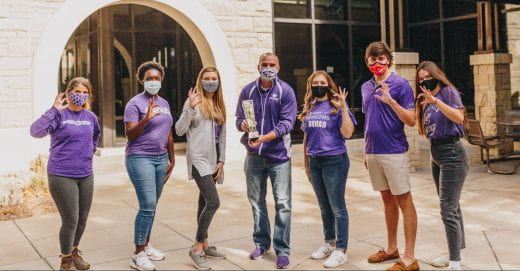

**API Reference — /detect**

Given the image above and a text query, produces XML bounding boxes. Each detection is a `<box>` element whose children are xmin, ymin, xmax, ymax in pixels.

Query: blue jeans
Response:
<box><xmin>125</xmin><ymin>153</ymin><xmax>169</xmax><ymax>245</ymax></box>
<box><xmin>431</xmin><ymin>141</ymin><xmax>469</xmax><ymax>261</ymax></box>
<box><xmin>244</xmin><ymin>153</ymin><xmax>292</xmax><ymax>256</ymax></box>
<box><xmin>308</xmin><ymin>153</ymin><xmax>350</xmax><ymax>250</ymax></box>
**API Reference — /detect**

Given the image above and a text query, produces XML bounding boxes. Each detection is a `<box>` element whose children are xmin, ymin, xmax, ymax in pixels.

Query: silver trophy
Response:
<box><xmin>242</xmin><ymin>100</ymin><xmax>260</xmax><ymax>141</ymax></box>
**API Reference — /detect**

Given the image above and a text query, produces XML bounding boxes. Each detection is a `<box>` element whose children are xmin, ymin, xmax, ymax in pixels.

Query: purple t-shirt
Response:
<box><xmin>424</xmin><ymin>86</ymin><xmax>464</xmax><ymax>140</ymax></box>
<box><xmin>30</xmin><ymin>107</ymin><xmax>100</xmax><ymax>178</ymax></box>
<box><xmin>361</xmin><ymin>72</ymin><xmax>415</xmax><ymax>154</ymax></box>
<box><xmin>301</xmin><ymin>100</ymin><xmax>357</xmax><ymax>157</ymax></box>
<box><xmin>214</xmin><ymin>121</ymin><xmax>221</xmax><ymax>142</ymax></box>
<box><xmin>124</xmin><ymin>93</ymin><xmax>174</xmax><ymax>156</ymax></box>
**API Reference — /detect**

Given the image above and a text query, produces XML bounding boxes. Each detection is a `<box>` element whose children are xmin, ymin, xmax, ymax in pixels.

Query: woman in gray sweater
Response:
<box><xmin>175</xmin><ymin>67</ymin><xmax>227</xmax><ymax>270</ymax></box>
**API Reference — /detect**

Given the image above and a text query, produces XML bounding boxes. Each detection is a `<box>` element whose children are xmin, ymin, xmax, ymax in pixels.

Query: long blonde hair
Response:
<box><xmin>298</xmin><ymin>71</ymin><xmax>341</xmax><ymax>121</ymax></box>
<box><xmin>65</xmin><ymin>77</ymin><xmax>93</xmax><ymax>110</ymax></box>
<box><xmin>196</xmin><ymin>67</ymin><xmax>226</xmax><ymax>124</ymax></box>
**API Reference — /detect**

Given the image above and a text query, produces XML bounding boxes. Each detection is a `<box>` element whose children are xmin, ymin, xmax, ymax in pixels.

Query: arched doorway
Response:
<box><xmin>58</xmin><ymin>4</ymin><xmax>203</xmax><ymax>146</ymax></box>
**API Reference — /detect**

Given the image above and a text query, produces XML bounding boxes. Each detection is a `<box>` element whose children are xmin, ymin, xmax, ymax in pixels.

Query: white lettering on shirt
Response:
<box><xmin>62</xmin><ymin>120</ymin><xmax>91</xmax><ymax>126</ymax></box>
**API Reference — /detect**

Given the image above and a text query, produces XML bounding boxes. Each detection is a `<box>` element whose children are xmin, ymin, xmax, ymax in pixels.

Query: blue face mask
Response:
<box><xmin>201</xmin><ymin>80</ymin><xmax>219</xmax><ymax>93</ymax></box>
<box><xmin>259</xmin><ymin>67</ymin><xmax>278</xmax><ymax>82</ymax></box>
<box><xmin>69</xmin><ymin>92</ymin><xmax>89</xmax><ymax>106</ymax></box>
<box><xmin>144</xmin><ymin>80</ymin><xmax>161</xmax><ymax>95</ymax></box>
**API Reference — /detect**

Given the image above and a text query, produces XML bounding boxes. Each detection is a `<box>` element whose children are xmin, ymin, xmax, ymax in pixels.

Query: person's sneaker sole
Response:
<box><xmin>189</xmin><ymin>257</ymin><xmax>211</xmax><ymax>270</ymax></box>
<box><xmin>250</xmin><ymin>251</ymin><xmax>269</xmax><ymax>260</ymax></box>
<box><xmin>311</xmin><ymin>252</ymin><xmax>332</xmax><ymax>260</ymax></box>
<box><xmin>130</xmin><ymin>262</ymin><xmax>156</xmax><ymax>271</ymax></box>
<box><xmin>147</xmin><ymin>255</ymin><xmax>165</xmax><ymax>261</ymax></box>
<box><xmin>276</xmin><ymin>264</ymin><xmax>289</xmax><ymax>269</ymax></box>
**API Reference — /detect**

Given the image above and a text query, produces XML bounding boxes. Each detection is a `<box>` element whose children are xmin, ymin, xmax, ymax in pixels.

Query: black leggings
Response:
<box><xmin>192</xmin><ymin>166</ymin><xmax>220</xmax><ymax>242</ymax></box>
<box><xmin>48</xmin><ymin>174</ymin><xmax>94</xmax><ymax>255</ymax></box>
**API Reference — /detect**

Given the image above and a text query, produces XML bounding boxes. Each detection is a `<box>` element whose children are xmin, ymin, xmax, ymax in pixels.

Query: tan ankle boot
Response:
<box><xmin>59</xmin><ymin>254</ymin><xmax>75</xmax><ymax>271</ymax></box>
<box><xmin>71</xmin><ymin>248</ymin><xmax>91</xmax><ymax>270</ymax></box>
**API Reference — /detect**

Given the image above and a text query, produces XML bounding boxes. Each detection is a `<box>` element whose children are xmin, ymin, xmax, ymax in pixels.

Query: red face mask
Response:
<box><xmin>368</xmin><ymin>62</ymin><xmax>388</xmax><ymax>76</ymax></box>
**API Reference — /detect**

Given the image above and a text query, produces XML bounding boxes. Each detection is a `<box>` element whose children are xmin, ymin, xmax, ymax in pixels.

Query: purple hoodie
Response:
<box><xmin>30</xmin><ymin>107</ymin><xmax>100</xmax><ymax>178</ymax></box>
<box><xmin>235</xmin><ymin>78</ymin><xmax>297</xmax><ymax>163</ymax></box>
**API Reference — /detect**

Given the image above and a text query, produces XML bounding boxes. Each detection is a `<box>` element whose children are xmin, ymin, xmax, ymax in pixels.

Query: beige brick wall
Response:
<box><xmin>0</xmin><ymin>0</ymin><xmax>272</xmax><ymax>129</ymax></box>
<box><xmin>470</xmin><ymin>53</ymin><xmax>513</xmax><ymax>156</ymax></box>
<box><xmin>199</xmin><ymin>0</ymin><xmax>273</xmax><ymax>89</ymax></box>
<box><xmin>391</xmin><ymin>52</ymin><xmax>421</xmax><ymax>170</ymax></box>
<box><xmin>0</xmin><ymin>0</ymin><xmax>62</xmax><ymax>128</ymax></box>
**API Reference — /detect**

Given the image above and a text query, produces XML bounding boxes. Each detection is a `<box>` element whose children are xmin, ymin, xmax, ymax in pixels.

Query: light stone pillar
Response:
<box><xmin>391</xmin><ymin>52</ymin><xmax>421</xmax><ymax>170</ymax></box>
<box><xmin>470</xmin><ymin>53</ymin><xmax>513</xmax><ymax>156</ymax></box>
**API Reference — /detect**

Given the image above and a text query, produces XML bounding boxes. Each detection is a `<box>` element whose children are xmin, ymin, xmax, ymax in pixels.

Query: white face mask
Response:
<box><xmin>144</xmin><ymin>80</ymin><xmax>161</xmax><ymax>95</ymax></box>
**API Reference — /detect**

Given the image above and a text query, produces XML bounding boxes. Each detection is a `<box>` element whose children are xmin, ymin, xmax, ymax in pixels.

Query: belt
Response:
<box><xmin>430</xmin><ymin>136</ymin><xmax>460</xmax><ymax>146</ymax></box>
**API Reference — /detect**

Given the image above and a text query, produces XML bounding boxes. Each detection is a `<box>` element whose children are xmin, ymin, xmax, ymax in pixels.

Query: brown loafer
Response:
<box><xmin>387</xmin><ymin>260</ymin><xmax>420</xmax><ymax>271</ymax></box>
<box><xmin>368</xmin><ymin>249</ymin><xmax>400</xmax><ymax>263</ymax></box>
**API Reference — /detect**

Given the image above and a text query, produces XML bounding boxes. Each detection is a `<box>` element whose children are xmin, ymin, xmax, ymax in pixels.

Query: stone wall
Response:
<box><xmin>391</xmin><ymin>52</ymin><xmax>421</xmax><ymax>170</ymax></box>
<box><xmin>470</xmin><ymin>53</ymin><xmax>513</xmax><ymax>156</ymax></box>
<box><xmin>0</xmin><ymin>0</ymin><xmax>62</xmax><ymax>129</ymax></box>
<box><xmin>198</xmin><ymin>0</ymin><xmax>273</xmax><ymax>89</ymax></box>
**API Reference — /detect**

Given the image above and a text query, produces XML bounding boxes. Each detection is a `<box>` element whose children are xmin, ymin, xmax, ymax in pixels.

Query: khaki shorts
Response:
<box><xmin>366</xmin><ymin>153</ymin><xmax>411</xmax><ymax>195</ymax></box>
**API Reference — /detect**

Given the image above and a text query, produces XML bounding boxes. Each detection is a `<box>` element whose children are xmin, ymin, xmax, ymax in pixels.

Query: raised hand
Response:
<box><xmin>375</xmin><ymin>81</ymin><xmax>394</xmax><ymax>104</ymax></box>
<box><xmin>331</xmin><ymin>87</ymin><xmax>349</xmax><ymax>109</ymax></box>
<box><xmin>188</xmin><ymin>87</ymin><xmax>201</xmax><ymax>109</ymax></box>
<box><xmin>146</xmin><ymin>97</ymin><xmax>161</xmax><ymax>121</ymax></box>
<box><xmin>417</xmin><ymin>85</ymin><xmax>438</xmax><ymax>107</ymax></box>
<box><xmin>53</xmin><ymin>92</ymin><xmax>68</xmax><ymax>110</ymax></box>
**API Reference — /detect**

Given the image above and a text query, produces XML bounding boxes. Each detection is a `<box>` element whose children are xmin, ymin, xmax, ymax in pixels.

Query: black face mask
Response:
<box><xmin>419</xmin><ymin>78</ymin><xmax>439</xmax><ymax>91</ymax></box>
<box><xmin>311</xmin><ymin>86</ymin><xmax>329</xmax><ymax>98</ymax></box>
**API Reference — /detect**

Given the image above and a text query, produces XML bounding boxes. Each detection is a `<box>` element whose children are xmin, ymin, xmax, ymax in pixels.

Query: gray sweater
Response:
<box><xmin>175</xmin><ymin>98</ymin><xmax>226</xmax><ymax>183</ymax></box>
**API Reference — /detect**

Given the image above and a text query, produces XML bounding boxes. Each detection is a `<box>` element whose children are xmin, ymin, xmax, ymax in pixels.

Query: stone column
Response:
<box><xmin>391</xmin><ymin>52</ymin><xmax>421</xmax><ymax>170</ymax></box>
<box><xmin>470</xmin><ymin>53</ymin><xmax>513</xmax><ymax>156</ymax></box>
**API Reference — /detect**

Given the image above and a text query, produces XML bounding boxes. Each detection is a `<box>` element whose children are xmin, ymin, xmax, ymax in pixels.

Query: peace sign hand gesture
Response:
<box><xmin>188</xmin><ymin>87</ymin><xmax>201</xmax><ymax>109</ymax></box>
<box><xmin>331</xmin><ymin>87</ymin><xmax>349</xmax><ymax>109</ymax></box>
<box><xmin>53</xmin><ymin>92</ymin><xmax>68</xmax><ymax>110</ymax></box>
<box><xmin>145</xmin><ymin>97</ymin><xmax>161</xmax><ymax>121</ymax></box>
<box><xmin>417</xmin><ymin>85</ymin><xmax>438</xmax><ymax>107</ymax></box>
<box><xmin>375</xmin><ymin>81</ymin><xmax>394</xmax><ymax>104</ymax></box>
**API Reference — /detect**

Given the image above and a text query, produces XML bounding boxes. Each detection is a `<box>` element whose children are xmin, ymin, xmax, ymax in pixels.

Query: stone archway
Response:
<box><xmin>30</xmin><ymin>0</ymin><xmax>243</xmax><ymax>160</ymax></box>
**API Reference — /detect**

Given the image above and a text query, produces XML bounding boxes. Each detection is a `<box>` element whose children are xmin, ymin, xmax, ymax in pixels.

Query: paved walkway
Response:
<box><xmin>0</xmin><ymin>140</ymin><xmax>519</xmax><ymax>270</ymax></box>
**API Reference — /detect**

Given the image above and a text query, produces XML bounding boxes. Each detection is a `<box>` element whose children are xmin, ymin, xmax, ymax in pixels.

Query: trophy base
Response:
<box><xmin>248</xmin><ymin>131</ymin><xmax>260</xmax><ymax>141</ymax></box>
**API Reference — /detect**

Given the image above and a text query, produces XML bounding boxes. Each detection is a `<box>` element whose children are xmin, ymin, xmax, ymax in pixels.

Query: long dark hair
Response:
<box><xmin>415</xmin><ymin>61</ymin><xmax>457</xmax><ymax>135</ymax></box>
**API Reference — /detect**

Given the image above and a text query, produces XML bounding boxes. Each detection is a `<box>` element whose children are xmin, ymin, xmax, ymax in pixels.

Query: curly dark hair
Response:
<box><xmin>136</xmin><ymin>61</ymin><xmax>165</xmax><ymax>84</ymax></box>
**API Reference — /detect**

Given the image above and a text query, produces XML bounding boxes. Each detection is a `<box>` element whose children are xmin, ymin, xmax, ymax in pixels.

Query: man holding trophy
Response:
<box><xmin>235</xmin><ymin>53</ymin><xmax>297</xmax><ymax>269</ymax></box>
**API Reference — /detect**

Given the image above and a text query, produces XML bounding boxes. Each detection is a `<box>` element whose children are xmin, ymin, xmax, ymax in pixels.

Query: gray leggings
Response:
<box><xmin>48</xmin><ymin>174</ymin><xmax>94</xmax><ymax>255</ymax></box>
<box><xmin>193</xmin><ymin>166</ymin><xmax>220</xmax><ymax>242</ymax></box>
<box><xmin>431</xmin><ymin>141</ymin><xmax>469</xmax><ymax>261</ymax></box>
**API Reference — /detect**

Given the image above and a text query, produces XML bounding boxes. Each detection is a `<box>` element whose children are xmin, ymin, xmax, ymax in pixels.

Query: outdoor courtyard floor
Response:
<box><xmin>0</xmin><ymin>139</ymin><xmax>519</xmax><ymax>270</ymax></box>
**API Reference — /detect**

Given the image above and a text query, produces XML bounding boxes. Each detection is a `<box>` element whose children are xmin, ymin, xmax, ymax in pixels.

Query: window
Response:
<box><xmin>274</xmin><ymin>0</ymin><xmax>380</xmax><ymax>139</ymax></box>
<box><xmin>407</xmin><ymin>0</ymin><xmax>477</xmax><ymax>109</ymax></box>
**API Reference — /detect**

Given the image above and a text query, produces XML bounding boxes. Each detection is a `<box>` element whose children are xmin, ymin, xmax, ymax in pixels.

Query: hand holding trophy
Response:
<box><xmin>242</xmin><ymin>100</ymin><xmax>260</xmax><ymax>142</ymax></box>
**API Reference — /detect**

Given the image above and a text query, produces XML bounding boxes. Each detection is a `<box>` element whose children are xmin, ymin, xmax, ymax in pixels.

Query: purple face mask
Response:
<box><xmin>69</xmin><ymin>92</ymin><xmax>89</xmax><ymax>106</ymax></box>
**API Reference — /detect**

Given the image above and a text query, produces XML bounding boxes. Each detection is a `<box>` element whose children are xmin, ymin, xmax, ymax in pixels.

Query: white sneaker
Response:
<box><xmin>448</xmin><ymin>266</ymin><xmax>462</xmax><ymax>270</ymax></box>
<box><xmin>311</xmin><ymin>243</ymin><xmax>335</xmax><ymax>259</ymax></box>
<box><xmin>323</xmin><ymin>250</ymin><xmax>348</xmax><ymax>268</ymax></box>
<box><xmin>145</xmin><ymin>245</ymin><xmax>165</xmax><ymax>261</ymax></box>
<box><xmin>430</xmin><ymin>253</ymin><xmax>449</xmax><ymax>267</ymax></box>
<box><xmin>130</xmin><ymin>251</ymin><xmax>156</xmax><ymax>271</ymax></box>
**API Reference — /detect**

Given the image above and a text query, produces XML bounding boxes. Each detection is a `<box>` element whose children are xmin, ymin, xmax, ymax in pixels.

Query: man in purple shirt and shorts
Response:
<box><xmin>362</xmin><ymin>42</ymin><xmax>419</xmax><ymax>271</ymax></box>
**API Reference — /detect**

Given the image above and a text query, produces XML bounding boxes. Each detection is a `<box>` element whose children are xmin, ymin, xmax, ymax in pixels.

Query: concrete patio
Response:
<box><xmin>0</xmin><ymin>140</ymin><xmax>519</xmax><ymax>270</ymax></box>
